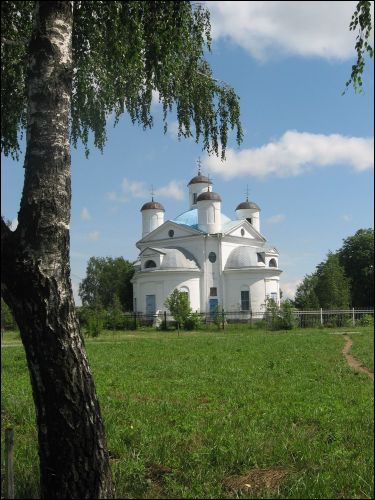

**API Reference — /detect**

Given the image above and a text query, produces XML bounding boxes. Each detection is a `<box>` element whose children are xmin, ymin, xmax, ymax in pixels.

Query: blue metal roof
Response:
<box><xmin>173</xmin><ymin>209</ymin><xmax>231</xmax><ymax>229</ymax></box>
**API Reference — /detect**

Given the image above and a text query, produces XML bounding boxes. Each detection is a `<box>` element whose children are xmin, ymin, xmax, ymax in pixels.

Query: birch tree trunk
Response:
<box><xmin>1</xmin><ymin>2</ymin><xmax>115</xmax><ymax>498</ymax></box>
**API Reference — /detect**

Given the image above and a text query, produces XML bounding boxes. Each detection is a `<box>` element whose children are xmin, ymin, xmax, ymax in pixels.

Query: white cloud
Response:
<box><xmin>342</xmin><ymin>214</ymin><xmax>352</xmax><ymax>222</ymax></box>
<box><xmin>207</xmin><ymin>1</ymin><xmax>372</xmax><ymax>61</ymax></box>
<box><xmin>106</xmin><ymin>191</ymin><xmax>129</xmax><ymax>203</ymax></box>
<box><xmin>80</xmin><ymin>207</ymin><xmax>91</xmax><ymax>221</ymax></box>
<box><xmin>155</xmin><ymin>181</ymin><xmax>185</xmax><ymax>201</ymax></box>
<box><xmin>266</xmin><ymin>214</ymin><xmax>286</xmax><ymax>224</ymax></box>
<box><xmin>166</xmin><ymin>120</ymin><xmax>183</xmax><ymax>140</ymax></box>
<box><xmin>108</xmin><ymin>178</ymin><xmax>185</xmax><ymax>203</ymax></box>
<box><xmin>167</xmin><ymin>120</ymin><xmax>190</xmax><ymax>141</ymax></box>
<box><xmin>281</xmin><ymin>278</ymin><xmax>302</xmax><ymax>299</ymax></box>
<box><xmin>87</xmin><ymin>231</ymin><xmax>100</xmax><ymax>241</ymax></box>
<box><xmin>151</xmin><ymin>89</ymin><xmax>161</xmax><ymax>108</ymax></box>
<box><xmin>167</xmin><ymin>121</ymin><xmax>179</xmax><ymax>139</ymax></box>
<box><xmin>107</xmin><ymin>179</ymin><xmax>150</xmax><ymax>203</ymax></box>
<box><xmin>203</xmin><ymin>131</ymin><xmax>374</xmax><ymax>179</ymax></box>
<box><xmin>122</xmin><ymin>178</ymin><xmax>149</xmax><ymax>198</ymax></box>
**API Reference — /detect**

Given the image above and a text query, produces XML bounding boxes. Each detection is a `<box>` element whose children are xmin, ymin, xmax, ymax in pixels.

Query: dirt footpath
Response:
<box><xmin>342</xmin><ymin>334</ymin><xmax>374</xmax><ymax>381</ymax></box>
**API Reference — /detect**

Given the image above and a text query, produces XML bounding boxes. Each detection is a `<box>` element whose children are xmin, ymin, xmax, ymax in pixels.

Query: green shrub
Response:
<box><xmin>278</xmin><ymin>300</ymin><xmax>296</xmax><ymax>330</ymax></box>
<box><xmin>254</xmin><ymin>319</ymin><xmax>267</xmax><ymax>329</ymax></box>
<box><xmin>85</xmin><ymin>307</ymin><xmax>105</xmax><ymax>337</ymax></box>
<box><xmin>76</xmin><ymin>305</ymin><xmax>90</xmax><ymax>328</ymax></box>
<box><xmin>298</xmin><ymin>315</ymin><xmax>322</xmax><ymax>328</ymax></box>
<box><xmin>211</xmin><ymin>305</ymin><xmax>223</xmax><ymax>330</ymax></box>
<box><xmin>265</xmin><ymin>299</ymin><xmax>296</xmax><ymax>331</ymax></box>
<box><xmin>165</xmin><ymin>289</ymin><xmax>191</xmax><ymax>332</ymax></box>
<box><xmin>106</xmin><ymin>294</ymin><xmax>125</xmax><ymax>330</ymax></box>
<box><xmin>359</xmin><ymin>314</ymin><xmax>374</xmax><ymax>326</ymax></box>
<box><xmin>123</xmin><ymin>314</ymin><xmax>137</xmax><ymax>330</ymax></box>
<box><xmin>184</xmin><ymin>312</ymin><xmax>203</xmax><ymax>331</ymax></box>
<box><xmin>324</xmin><ymin>314</ymin><xmax>351</xmax><ymax>328</ymax></box>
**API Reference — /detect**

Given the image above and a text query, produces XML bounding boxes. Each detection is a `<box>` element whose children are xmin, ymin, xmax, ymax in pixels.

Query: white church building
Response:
<box><xmin>132</xmin><ymin>169</ymin><xmax>281</xmax><ymax>316</ymax></box>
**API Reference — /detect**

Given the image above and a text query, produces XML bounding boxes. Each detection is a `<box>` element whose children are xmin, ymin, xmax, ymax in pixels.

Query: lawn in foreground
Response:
<box><xmin>349</xmin><ymin>327</ymin><xmax>374</xmax><ymax>371</ymax></box>
<box><xmin>1</xmin><ymin>327</ymin><xmax>374</xmax><ymax>499</ymax></box>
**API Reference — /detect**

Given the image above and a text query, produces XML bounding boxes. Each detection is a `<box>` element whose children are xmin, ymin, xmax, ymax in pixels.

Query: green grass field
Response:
<box><xmin>1</xmin><ymin>326</ymin><xmax>374</xmax><ymax>499</ymax></box>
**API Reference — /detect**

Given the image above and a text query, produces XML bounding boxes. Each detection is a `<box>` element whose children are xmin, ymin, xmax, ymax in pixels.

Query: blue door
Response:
<box><xmin>209</xmin><ymin>298</ymin><xmax>219</xmax><ymax>318</ymax></box>
<box><xmin>146</xmin><ymin>295</ymin><xmax>156</xmax><ymax>316</ymax></box>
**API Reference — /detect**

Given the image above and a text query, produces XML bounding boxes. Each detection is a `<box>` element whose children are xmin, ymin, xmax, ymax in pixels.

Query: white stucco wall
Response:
<box><xmin>221</xmin><ymin>241</ymin><xmax>266</xmax><ymax>270</ymax></box>
<box><xmin>265</xmin><ymin>278</ymin><xmax>280</xmax><ymax>305</ymax></box>
<box><xmin>224</xmin><ymin>272</ymin><xmax>267</xmax><ymax>312</ymax></box>
<box><xmin>189</xmin><ymin>182</ymin><xmax>212</xmax><ymax>209</ymax></box>
<box><xmin>236</xmin><ymin>209</ymin><xmax>260</xmax><ymax>232</ymax></box>
<box><xmin>197</xmin><ymin>199</ymin><xmax>221</xmax><ymax>234</ymax></box>
<box><xmin>142</xmin><ymin>209</ymin><xmax>164</xmax><ymax>237</ymax></box>
<box><xmin>228</xmin><ymin>226</ymin><xmax>255</xmax><ymax>239</ymax></box>
<box><xmin>265</xmin><ymin>255</ymin><xmax>278</xmax><ymax>268</ymax></box>
<box><xmin>221</xmin><ymin>241</ymin><xmax>240</xmax><ymax>270</ymax></box>
<box><xmin>133</xmin><ymin>272</ymin><xmax>201</xmax><ymax>313</ymax></box>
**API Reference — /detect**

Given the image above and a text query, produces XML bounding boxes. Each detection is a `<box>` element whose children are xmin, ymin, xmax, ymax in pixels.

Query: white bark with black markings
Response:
<box><xmin>1</xmin><ymin>2</ymin><xmax>114</xmax><ymax>498</ymax></box>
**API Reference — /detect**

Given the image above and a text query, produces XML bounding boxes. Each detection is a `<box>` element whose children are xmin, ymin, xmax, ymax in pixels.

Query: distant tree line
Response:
<box><xmin>294</xmin><ymin>229</ymin><xmax>374</xmax><ymax>309</ymax></box>
<box><xmin>1</xmin><ymin>256</ymin><xmax>136</xmax><ymax>332</ymax></box>
<box><xmin>76</xmin><ymin>256</ymin><xmax>135</xmax><ymax>335</ymax></box>
<box><xmin>79</xmin><ymin>256</ymin><xmax>134</xmax><ymax>310</ymax></box>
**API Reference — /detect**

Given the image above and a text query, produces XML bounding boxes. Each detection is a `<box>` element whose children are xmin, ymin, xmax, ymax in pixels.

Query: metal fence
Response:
<box><xmin>293</xmin><ymin>308</ymin><xmax>374</xmax><ymax>328</ymax></box>
<box><xmin>123</xmin><ymin>308</ymin><xmax>374</xmax><ymax>329</ymax></box>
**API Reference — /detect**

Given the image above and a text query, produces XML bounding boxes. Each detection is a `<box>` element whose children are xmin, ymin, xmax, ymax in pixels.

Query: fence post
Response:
<box><xmin>5</xmin><ymin>428</ymin><xmax>14</xmax><ymax>500</ymax></box>
<box><xmin>320</xmin><ymin>308</ymin><xmax>323</xmax><ymax>326</ymax></box>
<box><xmin>133</xmin><ymin>312</ymin><xmax>137</xmax><ymax>330</ymax></box>
<box><xmin>222</xmin><ymin>308</ymin><xmax>225</xmax><ymax>331</ymax></box>
<box><xmin>164</xmin><ymin>311</ymin><xmax>167</xmax><ymax>330</ymax></box>
<box><xmin>352</xmin><ymin>307</ymin><xmax>355</xmax><ymax>326</ymax></box>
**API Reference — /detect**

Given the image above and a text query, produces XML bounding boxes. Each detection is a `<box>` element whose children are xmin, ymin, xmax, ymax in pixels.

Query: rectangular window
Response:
<box><xmin>193</xmin><ymin>193</ymin><xmax>197</xmax><ymax>204</ymax></box>
<box><xmin>210</xmin><ymin>287</ymin><xmax>217</xmax><ymax>296</ymax></box>
<box><xmin>257</xmin><ymin>252</ymin><xmax>265</xmax><ymax>263</ymax></box>
<box><xmin>270</xmin><ymin>292</ymin><xmax>277</xmax><ymax>302</ymax></box>
<box><xmin>146</xmin><ymin>295</ymin><xmax>156</xmax><ymax>316</ymax></box>
<box><xmin>241</xmin><ymin>290</ymin><xmax>250</xmax><ymax>311</ymax></box>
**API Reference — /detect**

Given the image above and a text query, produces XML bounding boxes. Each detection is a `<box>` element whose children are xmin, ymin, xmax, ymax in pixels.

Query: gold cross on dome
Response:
<box><xmin>207</xmin><ymin>173</ymin><xmax>212</xmax><ymax>191</ymax></box>
<box><xmin>196</xmin><ymin>157</ymin><xmax>202</xmax><ymax>175</ymax></box>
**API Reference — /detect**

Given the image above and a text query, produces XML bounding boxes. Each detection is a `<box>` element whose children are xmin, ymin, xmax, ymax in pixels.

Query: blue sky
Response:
<box><xmin>1</xmin><ymin>1</ymin><xmax>374</xmax><ymax>304</ymax></box>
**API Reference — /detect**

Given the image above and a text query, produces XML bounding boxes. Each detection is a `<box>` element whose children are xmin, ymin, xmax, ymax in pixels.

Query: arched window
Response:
<box><xmin>269</xmin><ymin>258</ymin><xmax>277</xmax><ymax>267</ymax></box>
<box><xmin>179</xmin><ymin>286</ymin><xmax>189</xmax><ymax>305</ymax></box>
<box><xmin>145</xmin><ymin>260</ymin><xmax>156</xmax><ymax>268</ymax></box>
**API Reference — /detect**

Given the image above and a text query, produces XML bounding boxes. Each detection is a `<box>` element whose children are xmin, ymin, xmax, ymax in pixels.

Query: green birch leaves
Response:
<box><xmin>2</xmin><ymin>1</ymin><xmax>243</xmax><ymax>159</ymax></box>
